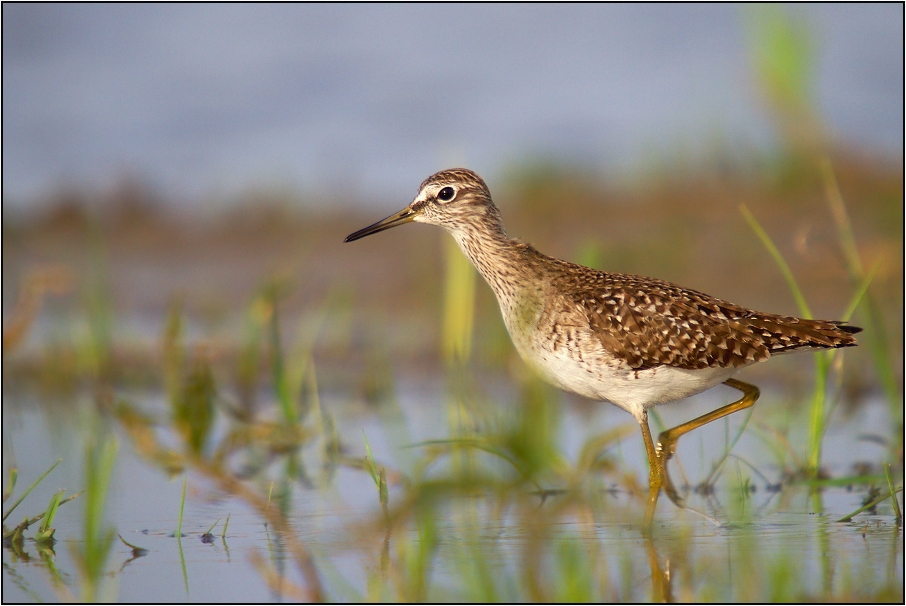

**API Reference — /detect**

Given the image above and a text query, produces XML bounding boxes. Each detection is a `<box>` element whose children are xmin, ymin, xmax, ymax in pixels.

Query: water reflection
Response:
<box><xmin>2</xmin><ymin>378</ymin><xmax>902</xmax><ymax>602</ymax></box>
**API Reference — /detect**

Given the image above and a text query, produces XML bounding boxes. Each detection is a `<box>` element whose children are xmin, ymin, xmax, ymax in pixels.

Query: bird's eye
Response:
<box><xmin>437</xmin><ymin>187</ymin><xmax>455</xmax><ymax>202</ymax></box>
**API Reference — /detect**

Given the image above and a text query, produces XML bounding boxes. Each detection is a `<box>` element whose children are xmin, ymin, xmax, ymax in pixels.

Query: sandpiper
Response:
<box><xmin>345</xmin><ymin>168</ymin><xmax>861</xmax><ymax>520</ymax></box>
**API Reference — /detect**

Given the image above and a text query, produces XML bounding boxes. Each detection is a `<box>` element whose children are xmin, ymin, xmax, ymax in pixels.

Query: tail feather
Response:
<box><xmin>749</xmin><ymin>316</ymin><xmax>862</xmax><ymax>354</ymax></box>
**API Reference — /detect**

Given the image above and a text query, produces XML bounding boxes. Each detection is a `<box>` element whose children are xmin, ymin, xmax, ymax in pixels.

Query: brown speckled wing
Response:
<box><xmin>562</xmin><ymin>268</ymin><xmax>860</xmax><ymax>370</ymax></box>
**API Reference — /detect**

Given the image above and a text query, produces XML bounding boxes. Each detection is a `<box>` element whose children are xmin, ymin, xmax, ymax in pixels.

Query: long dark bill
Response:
<box><xmin>344</xmin><ymin>207</ymin><xmax>418</xmax><ymax>242</ymax></box>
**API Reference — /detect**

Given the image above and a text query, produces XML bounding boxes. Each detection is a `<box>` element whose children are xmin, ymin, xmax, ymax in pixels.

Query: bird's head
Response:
<box><xmin>344</xmin><ymin>168</ymin><xmax>500</xmax><ymax>242</ymax></box>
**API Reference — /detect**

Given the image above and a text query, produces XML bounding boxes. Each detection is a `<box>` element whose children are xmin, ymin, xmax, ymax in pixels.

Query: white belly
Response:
<box><xmin>492</xmin><ymin>284</ymin><xmax>740</xmax><ymax>422</ymax></box>
<box><xmin>510</xmin><ymin>327</ymin><xmax>738</xmax><ymax>423</ymax></box>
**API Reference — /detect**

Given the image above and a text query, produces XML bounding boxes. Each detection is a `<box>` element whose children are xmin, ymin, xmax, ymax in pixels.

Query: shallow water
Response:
<box><xmin>2</xmin><ymin>378</ymin><xmax>902</xmax><ymax>602</ymax></box>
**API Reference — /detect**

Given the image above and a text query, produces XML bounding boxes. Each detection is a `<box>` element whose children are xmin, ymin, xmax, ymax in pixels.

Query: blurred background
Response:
<box><xmin>2</xmin><ymin>4</ymin><xmax>902</xmax><ymax>208</ymax></box>
<box><xmin>3</xmin><ymin>3</ymin><xmax>901</xmax><ymax>386</ymax></box>
<box><xmin>2</xmin><ymin>5</ymin><xmax>903</xmax><ymax>602</ymax></box>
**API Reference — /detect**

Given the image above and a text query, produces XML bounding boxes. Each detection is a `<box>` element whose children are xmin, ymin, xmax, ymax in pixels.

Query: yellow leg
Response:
<box><xmin>642</xmin><ymin>379</ymin><xmax>761</xmax><ymax>527</ymax></box>
<box><xmin>646</xmin><ymin>537</ymin><xmax>673</xmax><ymax>603</ymax></box>
<box><xmin>656</xmin><ymin>379</ymin><xmax>760</xmax><ymax>462</ymax></box>
<box><xmin>640</xmin><ymin>410</ymin><xmax>682</xmax><ymax>528</ymax></box>
<box><xmin>640</xmin><ymin>414</ymin><xmax>662</xmax><ymax>530</ymax></box>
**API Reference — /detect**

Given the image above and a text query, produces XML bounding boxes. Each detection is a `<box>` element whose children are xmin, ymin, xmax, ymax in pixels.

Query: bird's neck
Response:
<box><xmin>446</xmin><ymin>215</ymin><xmax>538</xmax><ymax>302</ymax></box>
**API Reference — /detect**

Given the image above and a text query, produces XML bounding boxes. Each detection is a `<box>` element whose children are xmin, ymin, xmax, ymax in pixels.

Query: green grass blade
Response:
<box><xmin>378</xmin><ymin>469</ymin><xmax>389</xmax><ymax>516</ymax></box>
<box><xmin>37</xmin><ymin>489</ymin><xmax>65</xmax><ymax>536</ymax></box>
<box><xmin>79</xmin><ymin>435</ymin><xmax>117</xmax><ymax>602</ymax></box>
<box><xmin>796</xmin><ymin>474</ymin><xmax>886</xmax><ymax>488</ymax></box>
<box><xmin>840</xmin><ymin>260</ymin><xmax>881</xmax><ymax>323</ymax></box>
<box><xmin>442</xmin><ymin>236</ymin><xmax>477</xmax><ymax>366</ymax></box>
<box><xmin>740</xmin><ymin>204</ymin><xmax>833</xmax><ymax>475</ymax></box>
<box><xmin>704</xmin><ymin>407</ymin><xmax>756</xmax><ymax>487</ymax></box>
<box><xmin>264</xmin><ymin>481</ymin><xmax>274</xmax><ymax>529</ymax></box>
<box><xmin>819</xmin><ymin>157</ymin><xmax>863</xmax><ymax>275</ymax></box>
<box><xmin>176</xmin><ymin>475</ymin><xmax>187</xmax><ymax>537</ymax></box>
<box><xmin>806</xmin><ymin>354</ymin><xmax>830</xmax><ymax>473</ymax></box>
<box><xmin>408</xmin><ymin>438</ymin><xmax>526</xmax><ymax>477</ymax></box>
<box><xmin>836</xmin><ymin>486</ymin><xmax>904</xmax><ymax>523</ymax></box>
<box><xmin>819</xmin><ymin>157</ymin><xmax>901</xmax><ymax>448</ymax></box>
<box><xmin>744</xmin><ymin>4</ymin><xmax>813</xmax><ymax>112</ymax></box>
<box><xmin>163</xmin><ymin>298</ymin><xmax>186</xmax><ymax>409</ymax></box>
<box><xmin>268</xmin><ymin>292</ymin><xmax>296</xmax><ymax>424</ymax></box>
<box><xmin>177</xmin><ymin>531</ymin><xmax>189</xmax><ymax>595</ymax></box>
<box><xmin>363</xmin><ymin>432</ymin><xmax>380</xmax><ymax>487</ymax></box>
<box><xmin>85</xmin><ymin>221</ymin><xmax>113</xmax><ymax>382</ymax></box>
<box><xmin>2</xmin><ymin>492</ymin><xmax>82</xmax><ymax>542</ymax></box>
<box><xmin>884</xmin><ymin>463</ymin><xmax>902</xmax><ymax>524</ymax></box>
<box><xmin>2</xmin><ymin>459</ymin><xmax>61</xmax><ymax>522</ymax></box>
<box><xmin>739</xmin><ymin>204</ymin><xmax>812</xmax><ymax>318</ymax></box>
<box><xmin>823</xmin><ymin>260</ymin><xmax>879</xmax><ymax>386</ymax></box>
<box><xmin>363</xmin><ymin>432</ymin><xmax>389</xmax><ymax>516</ymax></box>
<box><xmin>3</xmin><ymin>468</ymin><xmax>17</xmax><ymax>504</ymax></box>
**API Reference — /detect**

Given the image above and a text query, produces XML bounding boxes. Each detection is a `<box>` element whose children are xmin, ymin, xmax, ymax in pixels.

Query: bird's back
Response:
<box><xmin>501</xmin><ymin>245</ymin><xmax>860</xmax><ymax>373</ymax></box>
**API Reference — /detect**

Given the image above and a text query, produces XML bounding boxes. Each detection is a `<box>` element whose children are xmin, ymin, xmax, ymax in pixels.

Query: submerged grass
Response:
<box><xmin>2</xmin><ymin>459</ymin><xmax>81</xmax><ymax>553</ymax></box>
<box><xmin>740</xmin><ymin>198</ymin><xmax>879</xmax><ymax>479</ymax></box>
<box><xmin>740</xmin><ymin>204</ymin><xmax>833</xmax><ymax>477</ymax></box>
<box><xmin>176</xmin><ymin>475</ymin><xmax>187</xmax><ymax>538</ymax></box>
<box><xmin>109</xmin><ymin>286</ymin><xmax>329</xmax><ymax>600</ymax></box>
<box><xmin>73</xmin><ymin>433</ymin><xmax>117</xmax><ymax>602</ymax></box>
<box><xmin>820</xmin><ymin>158</ymin><xmax>901</xmax><ymax>425</ymax></box>
<box><xmin>34</xmin><ymin>489</ymin><xmax>64</xmax><ymax>543</ymax></box>
<box><xmin>884</xmin><ymin>463</ymin><xmax>903</xmax><ymax>524</ymax></box>
<box><xmin>837</xmin><ymin>485</ymin><xmax>904</xmax><ymax>523</ymax></box>
<box><xmin>363</xmin><ymin>432</ymin><xmax>389</xmax><ymax>520</ymax></box>
<box><xmin>2</xmin><ymin>459</ymin><xmax>61</xmax><ymax>524</ymax></box>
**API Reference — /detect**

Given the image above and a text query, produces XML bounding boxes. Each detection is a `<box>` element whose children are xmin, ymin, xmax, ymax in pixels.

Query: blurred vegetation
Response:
<box><xmin>3</xmin><ymin>147</ymin><xmax>900</xmax><ymax>396</ymax></box>
<box><xmin>2</xmin><ymin>5</ymin><xmax>903</xmax><ymax>602</ymax></box>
